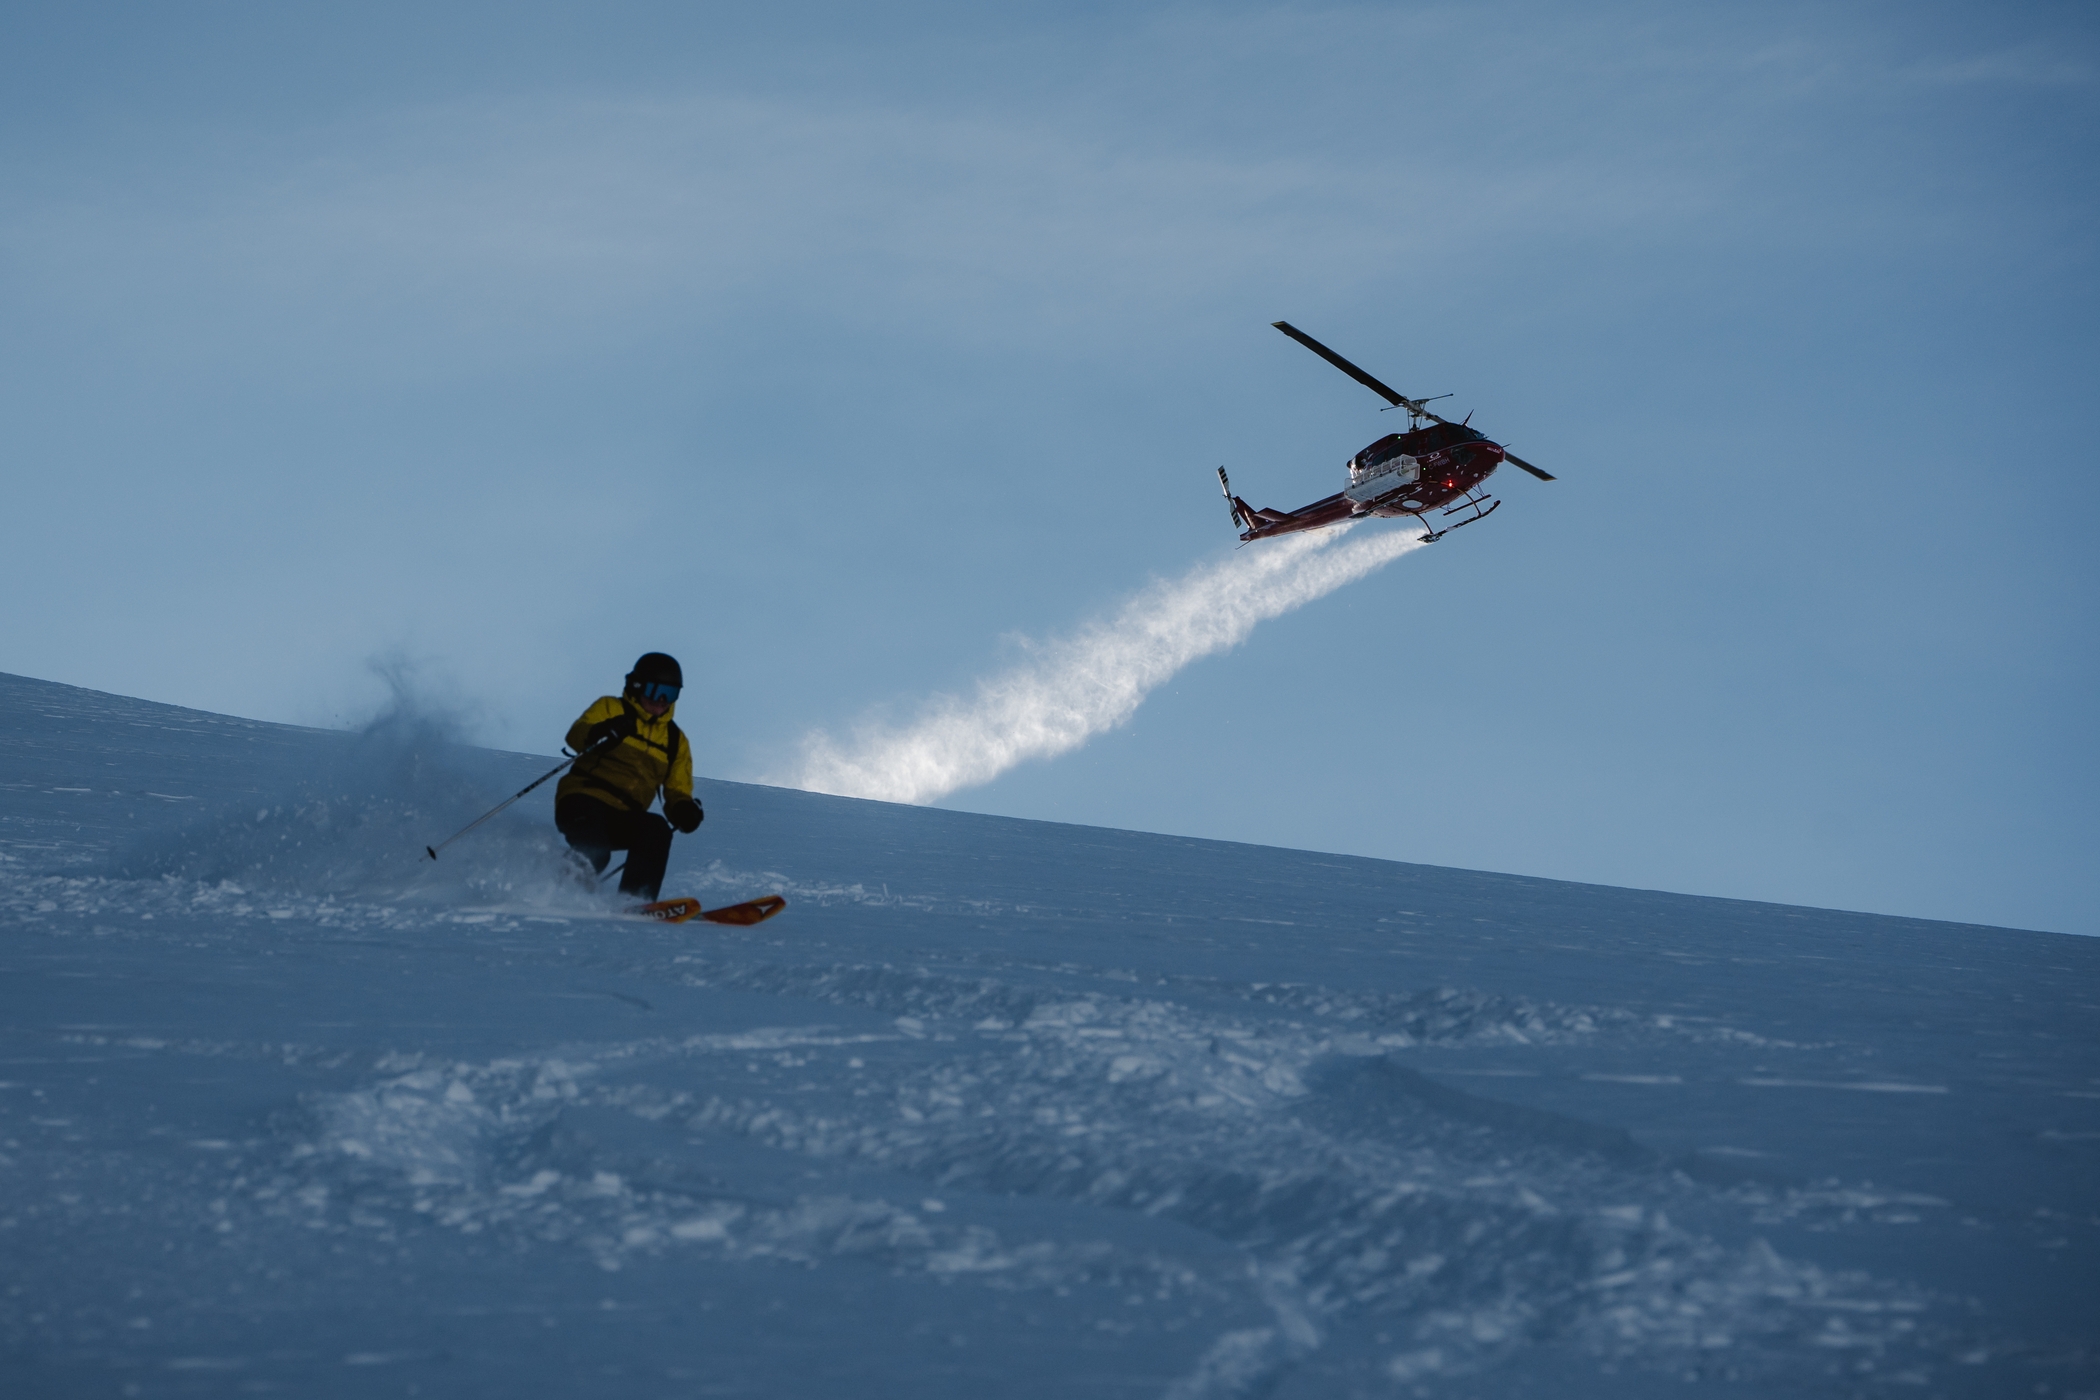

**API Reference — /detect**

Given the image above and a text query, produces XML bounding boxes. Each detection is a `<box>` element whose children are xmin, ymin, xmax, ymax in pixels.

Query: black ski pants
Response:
<box><xmin>556</xmin><ymin>794</ymin><xmax>673</xmax><ymax>900</ymax></box>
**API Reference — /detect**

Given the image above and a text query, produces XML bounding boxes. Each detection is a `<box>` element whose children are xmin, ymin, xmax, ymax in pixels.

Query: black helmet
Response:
<box><xmin>627</xmin><ymin>652</ymin><xmax>683</xmax><ymax>688</ymax></box>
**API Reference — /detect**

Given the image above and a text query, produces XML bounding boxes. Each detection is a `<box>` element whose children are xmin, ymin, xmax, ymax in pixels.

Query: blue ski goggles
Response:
<box><xmin>635</xmin><ymin>680</ymin><xmax>681</xmax><ymax>704</ymax></box>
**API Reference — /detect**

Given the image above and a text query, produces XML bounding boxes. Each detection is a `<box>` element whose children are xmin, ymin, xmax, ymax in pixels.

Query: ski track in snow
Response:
<box><xmin>33</xmin><ymin>913</ymin><xmax>1939</xmax><ymax>1393</ymax></box>
<box><xmin>6</xmin><ymin>867</ymin><xmax>1964</xmax><ymax>1393</ymax></box>
<box><xmin>3</xmin><ymin>671</ymin><xmax>2096</xmax><ymax>1397</ymax></box>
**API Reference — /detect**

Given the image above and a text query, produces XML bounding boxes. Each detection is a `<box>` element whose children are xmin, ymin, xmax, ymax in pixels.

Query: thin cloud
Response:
<box><xmin>0</xmin><ymin>82</ymin><xmax>1741</xmax><ymax>380</ymax></box>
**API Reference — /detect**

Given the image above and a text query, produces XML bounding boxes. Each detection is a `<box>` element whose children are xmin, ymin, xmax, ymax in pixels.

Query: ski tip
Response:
<box><xmin>698</xmin><ymin>894</ymin><xmax>788</xmax><ymax>926</ymax></box>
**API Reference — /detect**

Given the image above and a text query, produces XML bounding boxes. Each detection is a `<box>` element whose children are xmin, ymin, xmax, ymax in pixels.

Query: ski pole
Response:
<box><xmin>424</xmin><ymin>732</ymin><xmax>618</xmax><ymax>861</ymax></box>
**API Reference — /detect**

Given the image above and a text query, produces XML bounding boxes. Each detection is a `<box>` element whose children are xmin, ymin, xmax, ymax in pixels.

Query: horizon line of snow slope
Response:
<box><xmin>3</xmin><ymin>672</ymin><xmax>2098</xmax><ymax>1397</ymax></box>
<box><xmin>784</xmin><ymin>523</ymin><xmax>1425</xmax><ymax>804</ymax></box>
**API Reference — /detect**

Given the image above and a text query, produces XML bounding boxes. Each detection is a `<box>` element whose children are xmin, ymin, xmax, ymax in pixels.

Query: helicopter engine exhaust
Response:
<box><xmin>783</xmin><ymin>523</ymin><xmax>1427</xmax><ymax>805</ymax></box>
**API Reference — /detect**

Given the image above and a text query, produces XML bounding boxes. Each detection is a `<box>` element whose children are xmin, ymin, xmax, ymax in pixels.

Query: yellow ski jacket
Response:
<box><xmin>556</xmin><ymin>696</ymin><xmax>693</xmax><ymax>813</ymax></box>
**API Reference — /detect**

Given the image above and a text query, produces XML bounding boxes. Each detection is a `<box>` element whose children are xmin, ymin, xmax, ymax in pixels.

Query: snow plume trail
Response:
<box><xmin>116</xmin><ymin>659</ymin><xmax>590</xmax><ymax>906</ymax></box>
<box><xmin>788</xmin><ymin>524</ymin><xmax>1427</xmax><ymax>804</ymax></box>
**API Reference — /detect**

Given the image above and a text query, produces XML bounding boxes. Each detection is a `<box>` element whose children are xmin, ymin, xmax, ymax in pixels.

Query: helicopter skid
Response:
<box><xmin>1413</xmin><ymin>495</ymin><xmax>1499</xmax><ymax>542</ymax></box>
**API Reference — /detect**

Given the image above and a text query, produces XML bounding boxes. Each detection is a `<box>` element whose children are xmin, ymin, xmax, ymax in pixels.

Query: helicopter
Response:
<box><xmin>1218</xmin><ymin>321</ymin><xmax>1554</xmax><ymax>543</ymax></box>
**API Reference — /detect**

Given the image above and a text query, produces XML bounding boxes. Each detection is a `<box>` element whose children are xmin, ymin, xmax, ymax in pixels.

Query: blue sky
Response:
<box><xmin>3</xmin><ymin>1</ymin><xmax>2094</xmax><ymax>934</ymax></box>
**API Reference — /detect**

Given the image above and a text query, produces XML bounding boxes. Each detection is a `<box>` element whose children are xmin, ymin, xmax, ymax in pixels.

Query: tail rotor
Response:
<box><xmin>1218</xmin><ymin>467</ymin><xmax>1250</xmax><ymax>533</ymax></box>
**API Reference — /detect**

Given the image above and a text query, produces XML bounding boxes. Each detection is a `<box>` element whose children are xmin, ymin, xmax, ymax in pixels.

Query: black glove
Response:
<box><xmin>583</xmin><ymin>711</ymin><xmax>638</xmax><ymax>750</ymax></box>
<box><xmin>665</xmin><ymin>796</ymin><xmax>703</xmax><ymax>833</ymax></box>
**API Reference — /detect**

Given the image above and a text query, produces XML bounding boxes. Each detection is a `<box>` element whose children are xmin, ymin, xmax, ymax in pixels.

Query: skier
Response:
<box><xmin>555</xmin><ymin>652</ymin><xmax>703</xmax><ymax>902</ymax></box>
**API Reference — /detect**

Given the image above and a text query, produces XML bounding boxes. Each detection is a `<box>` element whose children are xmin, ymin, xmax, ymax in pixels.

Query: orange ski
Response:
<box><xmin>632</xmin><ymin>895</ymin><xmax>786</xmax><ymax>926</ymax></box>
<box><xmin>635</xmin><ymin>897</ymin><xmax>703</xmax><ymax>923</ymax></box>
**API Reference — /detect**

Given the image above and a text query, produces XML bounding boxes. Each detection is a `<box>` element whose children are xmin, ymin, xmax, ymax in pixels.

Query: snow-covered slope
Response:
<box><xmin>3</xmin><ymin>670</ymin><xmax>2094</xmax><ymax>1398</ymax></box>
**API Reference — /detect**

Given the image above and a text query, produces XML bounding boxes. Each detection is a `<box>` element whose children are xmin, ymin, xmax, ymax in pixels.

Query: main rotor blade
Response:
<box><xmin>1271</xmin><ymin>321</ymin><xmax>1410</xmax><ymax>409</ymax></box>
<box><xmin>1503</xmin><ymin>451</ymin><xmax>1556</xmax><ymax>481</ymax></box>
